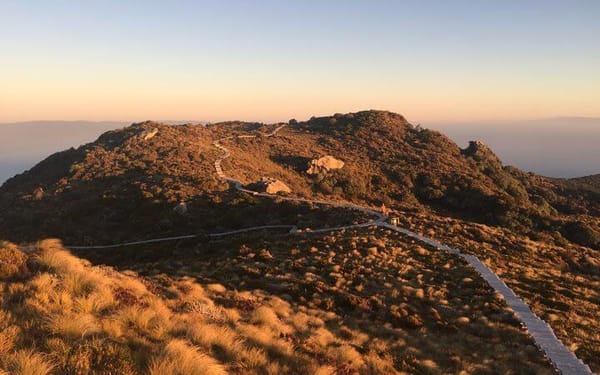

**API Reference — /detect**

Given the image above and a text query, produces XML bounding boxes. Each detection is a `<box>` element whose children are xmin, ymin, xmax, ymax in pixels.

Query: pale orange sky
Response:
<box><xmin>1</xmin><ymin>1</ymin><xmax>599</xmax><ymax>124</ymax></box>
<box><xmin>2</xmin><ymin>78</ymin><xmax>599</xmax><ymax>124</ymax></box>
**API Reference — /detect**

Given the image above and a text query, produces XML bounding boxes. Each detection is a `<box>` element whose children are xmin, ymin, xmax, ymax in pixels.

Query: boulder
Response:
<box><xmin>140</xmin><ymin>128</ymin><xmax>159</xmax><ymax>141</ymax></box>
<box><xmin>32</xmin><ymin>187</ymin><xmax>45</xmax><ymax>200</ymax></box>
<box><xmin>306</xmin><ymin>155</ymin><xmax>344</xmax><ymax>175</ymax></box>
<box><xmin>256</xmin><ymin>177</ymin><xmax>291</xmax><ymax>194</ymax></box>
<box><xmin>462</xmin><ymin>140</ymin><xmax>502</xmax><ymax>165</ymax></box>
<box><xmin>173</xmin><ymin>201</ymin><xmax>188</xmax><ymax>215</ymax></box>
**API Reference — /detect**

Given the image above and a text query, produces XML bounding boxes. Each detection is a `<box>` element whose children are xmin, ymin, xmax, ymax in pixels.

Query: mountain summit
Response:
<box><xmin>1</xmin><ymin>110</ymin><xmax>598</xmax><ymax>248</ymax></box>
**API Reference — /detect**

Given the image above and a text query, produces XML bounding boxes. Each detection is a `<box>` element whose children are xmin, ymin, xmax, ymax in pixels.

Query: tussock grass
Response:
<box><xmin>148</xmin><ymin>339</ymin><xmax>227</xmax><ymax>375</ymax></box>
<box><xmin>2</xmin><ymin>239</ymin><xmax>420</xmax><ymax>374</ymax></box>
<box><xmin>126</xmin><ymin>226</ymin><xmax>559</xmax><ymax>374</ymax></box>
<box><xmin>0</xmin><ymin>350</ymin><xmax>54</xmax><ymax>375</ymax></box>
<box><xmin>327</xmin><ymin>344</ymin><xmax>365</xmax><ymax>368</ymax></box>
<box><xmin>0</xmin><ymin>242</ymin><xmax>28</xmax><ymax>280</ymax></box>
<box><xmin>0</xmin><ymin>325</ymin><xmax>19</xmax><ymax>355</ymax></box>
<box><xmin>44</xmin><ymin>313</ymin><xmax>100</xmax><ymax>339</ymax></box>
<box><xmin>36</xmin><ymin>241</ymin><xmax>84</xmax><ymax>274</ymax></box>
<box><xmin>250</xmin><ymin>306</ymin><xmax>280</xmax><ymax>327</ymax></box>
<box><xmin>400</xmin><ymin>211</ymin><xmax>600</xmax><ymax>372</ymax></box>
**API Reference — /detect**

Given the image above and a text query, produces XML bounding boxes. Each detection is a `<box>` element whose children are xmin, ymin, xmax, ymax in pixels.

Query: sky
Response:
<box><xmin>1</xmin><ymin>0</ymin><xmax>599</xmax><ymax>123</ymax></box>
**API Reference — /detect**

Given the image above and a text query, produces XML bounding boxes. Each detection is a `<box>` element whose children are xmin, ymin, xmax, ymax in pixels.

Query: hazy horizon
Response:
<box><xmin>2</xmin><ymin>1</ymin><xmax>599</xmax><ymax>123</ymax></box>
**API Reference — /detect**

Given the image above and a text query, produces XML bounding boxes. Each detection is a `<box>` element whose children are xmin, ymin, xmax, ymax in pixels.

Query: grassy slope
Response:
<box><xmin>391</xmin><ymin>209</ymin><xmax>600</xmax><ymax>370</ymax></box>
<box><xmin>224</xmin><ymin>112</ymin><xmax>600</xmax><ymax>248</ymax></box>
<box><xmin>570</xmin><ymin>174</ymin><xmax>600</xmax><ymax>189</ymax></box>
<box><xmin>0</xmin><ymin>122</ymin><xmax>366</xmax><ymax>244</ymax></box>
<box><xmin>3</xmin><ymin>239</ymin><xmax>403</xmax><ymax>374</ymax></box>
<box><xmin>66</xmin><ymin>227</ymin><xmax>558</xmax><ymax>374</ymax></box>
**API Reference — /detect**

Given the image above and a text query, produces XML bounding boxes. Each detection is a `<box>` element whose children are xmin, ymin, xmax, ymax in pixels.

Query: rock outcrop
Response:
<box><xmin>32</xmin><ymin>187</ymin><xmax>44</xmax><ymax>201</ymax></box>
<box><xmin>255</xmin><ymin>177</ymin><xmax>291</xmax><ymax>194</ymax></box>
<box><xmin>173</xmin><ymin>201</ymin><xmax>188</xmax><ymax>215</ymax></box>
<box><xmin>462</xmin><ymin>140</ymin><xmax>502</xmax><ymax>165</ymax></box>
<box><xmin>140</xmin><ymin>128</ymin><xmax>159</xmax><ymax>141</ymax></box>
<box><xmin>306</xmin><ymin>155</ymin><xmax>345</xmax><ymax>175</ymax></box>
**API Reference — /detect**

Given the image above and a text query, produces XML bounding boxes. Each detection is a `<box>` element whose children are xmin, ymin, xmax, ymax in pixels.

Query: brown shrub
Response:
<box><xmin>0</xmin><ymin>242</ymin><xmax>28</xmax><ymax>280</ymax></box>
<box><xmin>63</xmin><ymin>338</ymin><xmax>135</xmax><ymax>375</ymax></box>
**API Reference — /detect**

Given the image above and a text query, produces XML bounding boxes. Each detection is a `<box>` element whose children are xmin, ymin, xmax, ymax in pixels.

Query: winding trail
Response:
<box><xmin>212</xmin><ymin>124</ymin><xmax>593</xmax><ymax>375</ymax></box>
<box><xmin>212</xmin><ymin>124</ymin><xmax>386</xmax><ymax>228</ymax></box>
<box><xmin>53</xmin><ymin>123</ymin><xmax>591</xmax><ymax>374</ymax></box>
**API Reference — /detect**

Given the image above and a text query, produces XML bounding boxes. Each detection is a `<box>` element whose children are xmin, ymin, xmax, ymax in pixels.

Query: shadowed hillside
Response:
<box><xmin>1</xmin><ymin>111</ymin><xmax>598</xmax><ymax>249</ymax></box>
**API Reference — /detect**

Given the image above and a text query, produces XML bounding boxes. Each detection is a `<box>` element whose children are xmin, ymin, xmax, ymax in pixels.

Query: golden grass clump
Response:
<box><xmin>327</xmin><ymin>344</ymin><xmax>365</xmax><ymax>369</ymax></box>
<box><xmin>363</xmin><ymin>350</ymin><xmax>398</xmax><ymax>374</ymax></box>
<box><xmin>0</xmin><ymin>241</ymin><xmax>28</xmax><ymax>280</ymax></box>
<box><xmin>61</xmin><ymin>271</ymin><xmax>102</xmax><ymax>297</ymax></box>
<box><xmin>308</xmin><ymin>327</ymin><xmax>336</xmax><ymax>348</ymax></box>
<box><xmin>0</xmin><ymin>349</ymin><xmax>54</xmax><ymax>375</ymax></box>
<box><xmin>250</xmin><ymin>306</ymin><xmax>280</xmax><ymax>326</ymax></box>
<box><xmin>44</xmin><ymin>313</ymin><xmax>100</xmax><ymax>339</ymax></box>
<box><xmin>36</xmin><ymin>245</ymin><xmax>85</xmax><ymax>274</ymax></box>
<box><xmin>73</xmin><ymin>285</ymin><xmax>116</xmax><ymax>314</ymax></box>
<box><xmin>0</xmin><ymin>325</ymin><xmax>20</xmax><ymax>355</ymax></box>
<box><xmin>187</xmin><ymin>322</ymin><xmax>237</xmax><ymax>351</ymax></box>
<box><xmin>118</xmin><ymin>301</ymin><xmax>173</xmax><ymax>340</ymax></box>
<box><xmin>186</xmin><ymin>321</ymin><xmax>269</xmax><ymax>369</ymax></box>
<box><xmin>148</xmin><ymin>339</ymin><xmax>227</xmax><ymax>375</ymax></box>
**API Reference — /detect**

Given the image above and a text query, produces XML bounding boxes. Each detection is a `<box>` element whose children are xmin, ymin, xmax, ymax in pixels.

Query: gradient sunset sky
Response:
<box><xmin>1</xmin><ymin>0</ymin><xmax>599</xmax><ymax>123</ymax></box>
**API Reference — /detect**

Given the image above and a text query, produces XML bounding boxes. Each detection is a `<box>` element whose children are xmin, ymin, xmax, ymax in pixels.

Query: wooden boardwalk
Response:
<box><xmin>380</xmin><ymin>223</ymin><xmax>593</xmax><ymax>375</ymax></box>
<box><xmin>211</xmin><ymin>128</ymin><xmax>595</xmax><ymax>374</ymax></box>
<box><xmin>462</xmin><ymin>254</ymin><xmax>592</xmax><ymax>375</ymax></box>
<box><xmin>51</xmin><ymin>124</ymin><xmax>593</xmax><ymax>374</ymax></box>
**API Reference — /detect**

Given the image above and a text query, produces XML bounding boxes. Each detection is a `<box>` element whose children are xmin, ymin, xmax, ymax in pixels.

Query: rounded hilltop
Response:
<box><xmin>294</xmin><ymin>110</ymin><xmax>411</xmax><ymax>135</ymax></box>
<box><xmin>0</xmin><ymin>110</ymin><xmax>598</xmax><ymax>250</ymax></box>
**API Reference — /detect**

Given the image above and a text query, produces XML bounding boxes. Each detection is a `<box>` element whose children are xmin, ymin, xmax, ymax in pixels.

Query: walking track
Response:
<box><xmin>62</xmin><ymin>124</ymin><xmax>592</xmax><ymax>374</ymax></box>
